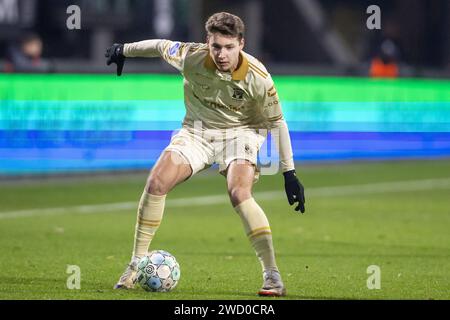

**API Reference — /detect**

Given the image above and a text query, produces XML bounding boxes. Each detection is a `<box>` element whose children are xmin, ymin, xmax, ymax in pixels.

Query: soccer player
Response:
<box><xmin>105</xmin><ymin>12</ymin><xmax>305</xmax><ymax>297</ymax></box>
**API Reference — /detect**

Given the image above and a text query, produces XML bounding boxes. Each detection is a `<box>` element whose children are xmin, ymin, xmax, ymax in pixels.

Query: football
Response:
<box><xmin>135</xmin><ymin>250</ymin><xmax>181</xmax><ymax>292</ymax></box>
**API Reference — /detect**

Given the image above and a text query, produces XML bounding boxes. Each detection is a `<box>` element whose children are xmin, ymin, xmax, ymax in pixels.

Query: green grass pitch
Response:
<box><xmin>0</xmin><ymin>159</ymin><xmax>449</xmax><ymax>300</ymax></box>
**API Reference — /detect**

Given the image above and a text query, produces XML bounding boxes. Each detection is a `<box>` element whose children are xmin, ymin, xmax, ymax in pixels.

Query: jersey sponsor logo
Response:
<box><xmin>207</xmin><ymin>100</ymin><xmax>243</xmax><ymax>112</ymax></box>
<box><xmin>192</xmin><ymin>92</ymin><xmax>244</xmax><ymax>112</ymax></box>
<box><xmin>232</xmin><ymin>88</ymin><xmax>245</xmax><ymax>101</ymax></box>
<box><xmin>169</xmin><ymin>42</ymin><xmax>181</xmax><ymax>56</ymax></box>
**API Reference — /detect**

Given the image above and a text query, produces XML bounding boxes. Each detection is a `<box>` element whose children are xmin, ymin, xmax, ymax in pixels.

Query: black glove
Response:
<box><xmin>105</xmin><ymin>43</ymin><xmax>125</xmax><ymax>76</ymax></box>
<box><xmin>283</xmin><ymin>170</ymin><xmax>306</xmax><ymax>213</ymax></box>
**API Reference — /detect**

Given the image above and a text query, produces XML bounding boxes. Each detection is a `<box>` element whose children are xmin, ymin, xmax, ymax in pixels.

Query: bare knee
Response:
<box><xmin>228</xmin><ymin>186</ymin><xmax>252</xmax><ymax>207</ymax></box>
<box><xmin>147</xmin><ymin>173</ymin><xmax>170</xmax><ymax>195</ymax></box>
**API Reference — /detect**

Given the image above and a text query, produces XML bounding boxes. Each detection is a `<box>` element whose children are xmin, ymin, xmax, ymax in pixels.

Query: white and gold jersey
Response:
<box><xmin>125</xmin><ymin>40</ymin><xmax>282</xmax><ymax>130</ymax></box>
<box><xmin>124</xmin><ymin>39</ymin><xmax>295</xmax><ymax>172</ymax></box>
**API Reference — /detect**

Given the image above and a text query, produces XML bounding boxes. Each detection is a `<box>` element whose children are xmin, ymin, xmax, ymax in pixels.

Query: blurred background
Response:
<box><xmin>1</xmin><ymin>0</ymin><xmax>450</xmax><ymax>76</ymax></box>
<box><xmin>0</xmin><ymin>0</ymin><xmax>449</xmax><ymax>176</ymax></box>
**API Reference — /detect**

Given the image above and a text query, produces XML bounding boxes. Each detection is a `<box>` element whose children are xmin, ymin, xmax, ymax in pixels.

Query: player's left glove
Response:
<box><xmin>283</xmin><ymin>170</ymin><xmax>306</xmax><ymax>213</ymax></box>
<box><xmin>105</xmin><ymin>43</ymin><xmax>125</xmax><ymax>76</ymax></box>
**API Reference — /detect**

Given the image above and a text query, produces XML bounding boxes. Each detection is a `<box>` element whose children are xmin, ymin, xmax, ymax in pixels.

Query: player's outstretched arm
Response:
<box><xmin>105</xmin><ymin>43</ymin><xmax>125</xmax><ymax>76</ymax></box>
<box><xmin>106</xmin><ymin>40</ymin><xmax>193</xmax><ymax>76</ymax></box>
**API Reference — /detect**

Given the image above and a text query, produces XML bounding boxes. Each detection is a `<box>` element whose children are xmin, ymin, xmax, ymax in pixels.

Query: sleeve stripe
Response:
<box><xmin>248</xmin><ymin>62</ymin><xmax>268</xmax><ymax>77</ymax></box>
<box><xmin>267</xmin><ymin>115</ymin><xmax>283</xmax><ymax>121</ymax></box>
<box><xmin>249</xmin><ymin>64</ymin><xmax>268</xmax><ymax>79</ymax></box>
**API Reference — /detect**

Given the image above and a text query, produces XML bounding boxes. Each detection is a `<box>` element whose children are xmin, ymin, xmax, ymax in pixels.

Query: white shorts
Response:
<box><xmin>164</xmin><ymin>127</ymin><xmax>266</xmax><ymax>182</ymax></box>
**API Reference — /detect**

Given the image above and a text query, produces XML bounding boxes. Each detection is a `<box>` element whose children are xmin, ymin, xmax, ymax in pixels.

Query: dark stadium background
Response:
<box><xmin>1</xmin><ymin>0</ymin><xmax>449</xmax><ymax>76</ymax></box>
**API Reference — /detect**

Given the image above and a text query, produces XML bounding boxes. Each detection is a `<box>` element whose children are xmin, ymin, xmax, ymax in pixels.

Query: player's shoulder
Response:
<box><xmin>244</xmin><ymin>52</ymin><xmax>269</xmax><ymax>73</ymax></box>
<box><xmin>243</xmin><ymin>52</ymin><xmax>273</xmax><ymax>88</ymax></box>
<box><xmin>182</xmin><ymin>42</ymin><xmax>209</xmax><ymax>67</ymax></box>
<box><xmin>184</xmin><ymin>42</ymin><xmax>209</xmax><ymax>57</ymax></box>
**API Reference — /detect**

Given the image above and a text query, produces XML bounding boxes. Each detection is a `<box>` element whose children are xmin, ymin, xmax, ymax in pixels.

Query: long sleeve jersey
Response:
<box><xmin>124</xmin><ymin>39</ymin><xmax>295</xmax><ymax>172</ymax></box>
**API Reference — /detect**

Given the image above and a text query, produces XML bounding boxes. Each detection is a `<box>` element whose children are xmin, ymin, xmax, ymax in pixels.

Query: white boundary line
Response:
<box><xmin>1</xmin><ymin>178</ymin><xmax>450</xmax><ymax>220</ymax></box>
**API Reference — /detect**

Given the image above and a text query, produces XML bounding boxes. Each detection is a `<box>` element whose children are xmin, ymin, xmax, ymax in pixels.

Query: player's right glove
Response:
<box><xmin>283</xmin><ymin>170</ymin><xmax>306</xmax><ymax>213</ymax></box>
<box><xmin>105</xmin><ymin>43</ymin><xmax>125</xmax><ymax>76</ymax></box>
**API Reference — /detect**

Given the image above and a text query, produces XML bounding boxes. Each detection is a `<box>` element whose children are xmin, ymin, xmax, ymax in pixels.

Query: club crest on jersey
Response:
<box><xmin>232</xmin><ymin>88</ymin><xmax>245</xmax><ymax>101</ymax></box>
<box><xmin>244</xmin><ymin>144</ymin><xmax>253</xmax><ymax>155</ymax></box>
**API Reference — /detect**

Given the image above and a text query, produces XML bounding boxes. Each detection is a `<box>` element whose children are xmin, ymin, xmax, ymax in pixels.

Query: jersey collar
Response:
<box><xmin>204</xmin><ymin>52</ymin><xmax>249</xmax><ymax>81</ymax></box>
